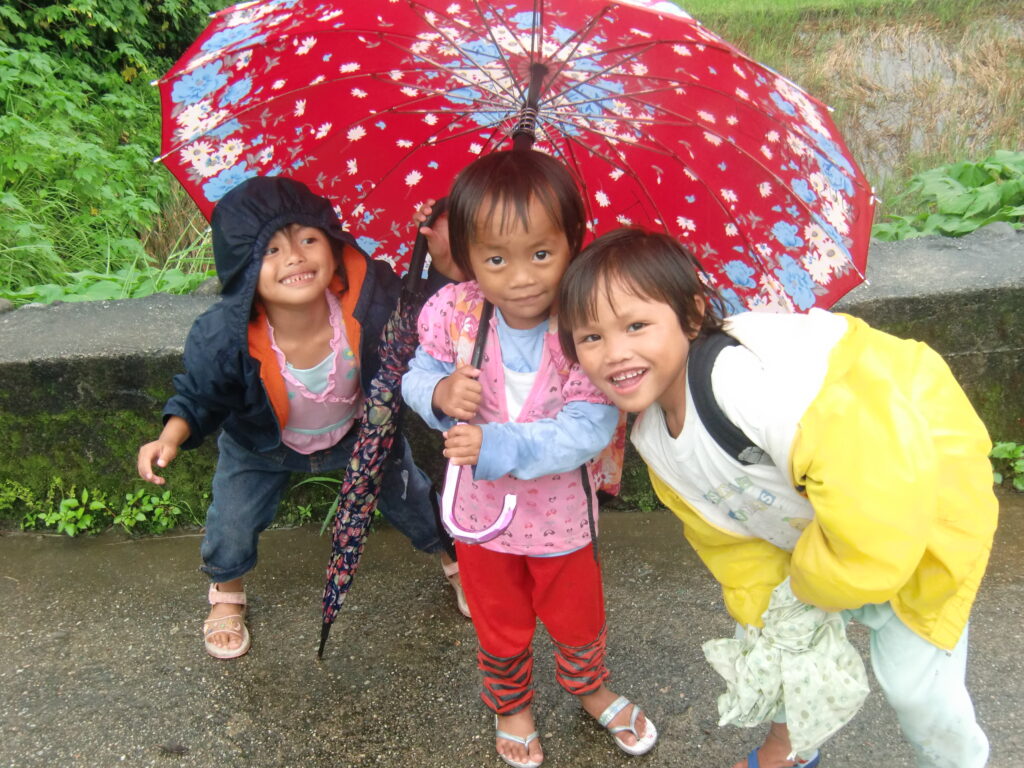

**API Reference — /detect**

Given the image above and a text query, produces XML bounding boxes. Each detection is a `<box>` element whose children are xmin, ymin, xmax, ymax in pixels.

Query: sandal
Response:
<box><xmin>203</xmin><ymin>583</ymin><xmax>251</xmax><ymax>660</ymax></box>
<box><xmin>495</xmin><ymin>714</ymin><xmax>543</xmax><ymax>768</ymax></box>
<box><xmin>746</xmin><ymin>748</ymin><xmax>821</xmax><ymax>768</ymax></box>
<box><xmin>442</xmin><ymin>560</ymin><xmax>471</xmax><ymax>618</ymax></box>
<box><xmin>597</xmin><ymin>695</ymin><xmax>658</xmax><ymax>756</ymax></box>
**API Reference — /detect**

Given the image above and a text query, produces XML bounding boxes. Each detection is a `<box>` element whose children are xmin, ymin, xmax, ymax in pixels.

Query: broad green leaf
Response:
<box><xmin>962</xmin><ymin>184</ymin><xmax>1003</xmax><ymax>218</ymax></box>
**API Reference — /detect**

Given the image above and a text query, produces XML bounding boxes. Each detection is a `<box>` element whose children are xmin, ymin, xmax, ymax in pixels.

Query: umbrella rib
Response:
<box><xmin>471</xmin><ymin>0</ymin><xmax>531</xmax><ymax>102</ymax></box>
<box><xmin>330</xmin><ymin>104</ymin><xmax>515</xmax><ymax>198</ymax></box>
<box><xmin>369</xmin><ymin>71</ymin><xmax>519</xmax><ymax>114</ymax></box>
<box><xmin>533</xmin><ymin>0</ymin><xmax>542</xmax><ymax>61</ymax></box>
<box><xmin>546</xmin><ymin>70</ymin><xmax>827</xmax><ymax>152</ymax></box>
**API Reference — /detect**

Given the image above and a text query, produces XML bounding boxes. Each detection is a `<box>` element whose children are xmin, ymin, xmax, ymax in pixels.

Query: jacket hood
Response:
<box><xmin>210</xmin><ymin>175</ymin><xmax>356</xmax><ymax>295</ymax></box>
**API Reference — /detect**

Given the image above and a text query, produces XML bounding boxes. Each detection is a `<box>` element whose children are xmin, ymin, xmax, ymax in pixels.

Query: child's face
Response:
<box><xmin>470</xmin><ymin>196</ymin><xmax>571</xmax><ymax>329</ymax></box>
<box><xmin>571</xmin><ymin>279</ymin><xmax>693</xmax><ymax>417</ymax></box>
<box><xmin>257</xmin><ymin>225</ymin><xmax>335</xmax><ymax>309</ymax></box>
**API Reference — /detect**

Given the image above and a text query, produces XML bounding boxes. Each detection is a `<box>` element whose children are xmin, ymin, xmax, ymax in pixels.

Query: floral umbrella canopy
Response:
<box><xmin>157</xmin><ymin>0</ymin><xmax>874</xmax><ymax>313</ymax></box>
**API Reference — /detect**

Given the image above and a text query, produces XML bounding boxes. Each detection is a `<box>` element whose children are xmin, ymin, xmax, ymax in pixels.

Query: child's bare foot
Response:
<box><xmin>580</xmin><ymin>685</ymin><xmax>657</xmax><ymax>755</ymax></box>
<box><xmin>495</xmin><ymin>707</ymin><xmax>543</xmax><ymax>768</ymax></box>
<box><xmin>204</xmin><ymin>579</ymin><xmax>250</xmax><ymax>659</ymax></box>
<box><xmin>732</xmin><ymin>723</ymin><xmax>817</xmax><ymax>768</ymax></box>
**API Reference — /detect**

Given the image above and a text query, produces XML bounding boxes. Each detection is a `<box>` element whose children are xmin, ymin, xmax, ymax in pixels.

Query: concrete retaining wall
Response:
<box><xmin>1</xmin><ymin>225</ymin><xmax>1020</xmax><ymax>516</ymax></box>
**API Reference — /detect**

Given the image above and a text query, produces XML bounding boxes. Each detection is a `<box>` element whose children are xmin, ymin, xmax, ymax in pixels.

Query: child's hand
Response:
<box><xmin>443</xmin><ymin>424</ymin><xmax>483</xmax><ymax>466</ymax></box>
<box><xmin>137</xmin><ymin>417</ymin><xmax>190</xmax><ymax>485</ymax></box>
<box><xmin>415</xmin><ymin>199</ymin><xmax>465</xmax><ymax>282</ymax></box>
<box><xmin>137</xmin><ymin>440</ymin><xmax>179</xmax><ymax>485</ymax></box>
<box><xmin>433</xmin><ymin>365</ymin><xmax>482</xmax><ymax>421</ymax></box>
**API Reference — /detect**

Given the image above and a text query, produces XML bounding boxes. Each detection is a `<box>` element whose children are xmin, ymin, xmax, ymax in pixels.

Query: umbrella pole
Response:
<box><xmin>318</xmin><ymin>622</ymin><xmax>330</xmax><ymax>659</ymax></box>
<box><xmin>512</xmin><ymin>62</ymin><xmax>548</xmax><ymax>152</ymax></box>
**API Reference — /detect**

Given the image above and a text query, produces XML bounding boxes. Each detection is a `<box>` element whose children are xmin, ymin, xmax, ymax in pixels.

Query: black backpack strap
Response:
<box><xmin>687</xmin><ymin>333</ymin><xmax>772</xmax><ymax>466</ymax></box>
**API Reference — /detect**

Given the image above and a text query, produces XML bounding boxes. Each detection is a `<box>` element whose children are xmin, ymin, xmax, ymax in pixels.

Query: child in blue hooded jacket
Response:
<box><xmin>137</xmin><ymin>175</ymin><xmax>466</xmax><ymax>660</ymax></box>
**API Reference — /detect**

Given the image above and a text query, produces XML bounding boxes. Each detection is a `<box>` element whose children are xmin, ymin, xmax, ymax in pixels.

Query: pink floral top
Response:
<box><xmin>268</xmin><ymin>291</ymin><xmax>362</xmax><ymax>454</ymax></box>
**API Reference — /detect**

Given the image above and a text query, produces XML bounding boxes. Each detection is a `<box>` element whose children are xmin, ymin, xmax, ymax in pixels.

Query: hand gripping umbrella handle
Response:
<box><xmin>438</xmin><ymin>298</ymin><xmax>517</xmax><ymax>544</ymax></box>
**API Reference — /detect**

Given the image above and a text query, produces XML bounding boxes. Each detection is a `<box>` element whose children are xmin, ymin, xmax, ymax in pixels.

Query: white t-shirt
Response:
<box><xmin>632</xmin><ymin>309</ymin><xmax>848</xmax><ymax>551</ymax></box>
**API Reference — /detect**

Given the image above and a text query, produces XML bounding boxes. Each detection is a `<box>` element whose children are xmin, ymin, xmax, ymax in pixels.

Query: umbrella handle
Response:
<box><xmin>439</xmin><ymin>300</ymin><xmax>507</xmax><ymax>542</ymax></box>
<box><xmin>439</xmin><ymin>458</ymin><xmax>517</xmax><ymax>544</ymax></box>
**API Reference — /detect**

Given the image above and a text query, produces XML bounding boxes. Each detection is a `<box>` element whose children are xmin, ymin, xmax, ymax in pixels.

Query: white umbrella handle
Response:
<box><xmin>440</xmin><ymin>459</ymin><xmax>517</xmax><ymax>544</ymax></box>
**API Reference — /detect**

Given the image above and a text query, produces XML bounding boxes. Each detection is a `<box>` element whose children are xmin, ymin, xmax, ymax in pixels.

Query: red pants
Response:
<box><xmin>456</xmin><ymin>541</ymin><xmax>609</xmax><ymax>714</ymax></box>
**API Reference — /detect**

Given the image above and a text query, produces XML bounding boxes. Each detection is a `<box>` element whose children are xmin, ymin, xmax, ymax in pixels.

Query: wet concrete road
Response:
<box><xmin>1</xmin><ymin>494</ymin><xmax>1021</xmax><ymax>768</ymax></box>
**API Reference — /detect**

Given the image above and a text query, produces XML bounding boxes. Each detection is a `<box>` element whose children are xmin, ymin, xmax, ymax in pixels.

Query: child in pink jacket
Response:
<box><xmin>403</xmin><ymin>150</ymin><xmax>656</xmax><ymax>768</ymax></box>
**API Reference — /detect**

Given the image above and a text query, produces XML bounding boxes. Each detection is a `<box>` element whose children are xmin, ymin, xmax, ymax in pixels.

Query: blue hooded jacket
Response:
<box><xmin>163</xmin><ymin>176</ymin><xmax>428</xmax><ymax>453</ymax></box>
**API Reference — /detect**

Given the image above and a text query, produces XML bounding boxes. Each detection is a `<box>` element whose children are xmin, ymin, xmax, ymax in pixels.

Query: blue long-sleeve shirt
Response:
<box><xmin>402</xmin><ymin>309</ymin><xmax>618</xmax><ymax>482</ymax></box>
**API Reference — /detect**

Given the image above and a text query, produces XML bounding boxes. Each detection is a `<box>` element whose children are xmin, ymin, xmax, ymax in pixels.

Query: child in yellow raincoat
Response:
<box><xmin>556</xmin><ymin>228</ymin><xmax>998</xmax><ymax>768</ymax></box>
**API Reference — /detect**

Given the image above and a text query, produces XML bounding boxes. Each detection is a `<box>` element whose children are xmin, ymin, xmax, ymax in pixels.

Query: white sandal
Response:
<box><xmin>203</xmin><ymin>583</ymin><xmax>251</xmax><ymax>660</ymax></box>
<box><xmin>442</xmin><ymin>560</ymin><xmax>471</xmax><ymax>618</ymax></box>
<box><xmin>495</xmin><ymin>715</ymin><xmax>543</xmax><ymax>768</ymax></box>
<box><xmin>597</xmin><ymin>695</ymin><xmax>658</xmax><ymax>756</ymax></box>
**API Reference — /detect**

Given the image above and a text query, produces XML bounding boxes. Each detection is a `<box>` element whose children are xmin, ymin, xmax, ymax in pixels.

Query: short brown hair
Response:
<box><xmin>447</xmin><ymin>150</ymin><xmax>586</xmax><ymax>278</ymax></box>
<box><xmin>558</xmin><ymin>228</ymin><xmax>724</xmax><ymax>364</ymax></box>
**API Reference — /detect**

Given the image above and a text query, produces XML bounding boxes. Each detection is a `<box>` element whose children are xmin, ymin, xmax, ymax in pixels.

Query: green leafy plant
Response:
<box><xmin>22</xmin><ymin>480</ymin><xmax>110</xmax><ymax>536</ymax></box>
<box><xmin>873</xmin><ymin>150</ymin><xmax>1024</xmax><ymax>240</ymax></box>
<box><xmin>113</xmin><ymin>488</ymin><xmax>188</xmax><ymax>533</ymax></box>
<box><xmin>0</xmin><ymin>478</ymin><xmax>40</xmax><ymax>519</ymax></box>
<box><xmin>5</xmin><ymin>265</ymin><xmax>215</xmax><ymax>305</ymax></box>
<box><xmin>291</xmin><ymin>476</ymin><xmax>347</xmax><ymax>534</ymax></box>
<box><xmin>0</xmin><ymin>0</ymin><xmax>221</xmax><ymax>306</ymax></box>
<box><xmin>991</xmin><ymin>441</ymin><xmax>1024</xmax><ymax>492</ymax></box>
<box><xmin>9</xmin><ymin>476</ymin><xmax>202</xmax><ymax>536</ymax></box>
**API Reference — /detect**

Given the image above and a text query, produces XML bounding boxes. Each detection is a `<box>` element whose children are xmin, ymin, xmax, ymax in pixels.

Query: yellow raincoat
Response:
<box><xmin>649</xmin><ymin>313</ymin><xmax>998</xmax><ymax>651</ymax></box>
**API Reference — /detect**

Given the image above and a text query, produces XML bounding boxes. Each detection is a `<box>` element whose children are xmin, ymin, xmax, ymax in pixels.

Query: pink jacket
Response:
<box><xmin>418</xmin><ymin>281</ymin><xmax>608</xmax><ymax>555</ymax></box>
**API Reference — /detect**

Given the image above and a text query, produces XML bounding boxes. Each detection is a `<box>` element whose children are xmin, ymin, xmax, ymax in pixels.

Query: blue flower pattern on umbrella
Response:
<box><xmin>772</xmin><ymin>221</ymin><xmax>804</xmax><ymax>249</ymax></box>
<box><xmin>723</xmin><ymin>260</ymin><xmax>757</xmax><ymax>289</ymax></box>
<box><xmin>203</xmin><ymin>162</ymin><xmax>258</xmax><ymax>202</ymax></box>
<box><xmin>171</xmin><ymin>63</ymin><xmax>228</xmax><ymax>106</ymax></box>
<box><xmin>775</xmin><ymin>255</ymin><xmax>818</xmax><ymax>310</ymax></box>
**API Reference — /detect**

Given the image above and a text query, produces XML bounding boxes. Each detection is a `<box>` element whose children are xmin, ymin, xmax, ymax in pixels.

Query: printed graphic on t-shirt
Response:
<box><xmin>700</xmin><ymin>473</ymin><xmax>808</xmax><ymax>549</ymax></box>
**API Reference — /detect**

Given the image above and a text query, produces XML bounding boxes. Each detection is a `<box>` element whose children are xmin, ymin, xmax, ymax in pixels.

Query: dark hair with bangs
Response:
<box><xmin>447</xmin><ymin>150</ymin><xmax>586</xmax><ymax>278</ymax></box>
<box><xmin>558</xmin><ymin>228</ymin><xmax>724</xmax><ymax>364</ymax></box>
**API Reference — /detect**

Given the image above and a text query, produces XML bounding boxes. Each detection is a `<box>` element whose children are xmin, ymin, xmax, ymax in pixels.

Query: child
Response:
<box><xmin>402</xmin><ymin>151</ymin><xmax>657</xmax><ymax>768</ymax></box>
<box><xmin>557</xmin><ymin>228</ymin><xmax>998</xmax><ymax>768</ymax></box>
<box><xmin>137</xmin><ymin>175</ymin><xmax>467</xmax><ymax>662</ymax></box>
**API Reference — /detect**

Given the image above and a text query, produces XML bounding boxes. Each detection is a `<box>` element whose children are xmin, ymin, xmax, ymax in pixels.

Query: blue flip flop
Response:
<box><xmin>747</xmin><ymin>749</ymin><xmax>821</xmax><ymax>768</ymax></box>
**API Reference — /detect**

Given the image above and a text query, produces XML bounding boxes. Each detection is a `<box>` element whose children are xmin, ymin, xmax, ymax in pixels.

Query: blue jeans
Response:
<box><xmin>200</xmin><ymin>429</ymin><xmax>446</xmax><ymax>582</ymax></box>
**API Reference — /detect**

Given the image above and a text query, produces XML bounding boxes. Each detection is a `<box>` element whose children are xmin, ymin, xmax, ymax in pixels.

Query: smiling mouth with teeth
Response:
<box><xmin>611</xmin><ymin>369</ymin><xmax>646</xmax><ymax>384</ymax></box>
<box><xmin>281</xmin><ymin>271</ymin><xmax>315</xmax><ymax>285</ymax></box>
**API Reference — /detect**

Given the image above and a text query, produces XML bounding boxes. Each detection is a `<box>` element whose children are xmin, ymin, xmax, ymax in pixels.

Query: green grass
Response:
<box><xmin>683</xmin><ymin>0</ymin><xmax>898</xmax><ymax>15</ymax></box>
<box><xmin>680</xmin><ymin>0</ymin><xmax>999</xmax><ymax>21</ymax></box>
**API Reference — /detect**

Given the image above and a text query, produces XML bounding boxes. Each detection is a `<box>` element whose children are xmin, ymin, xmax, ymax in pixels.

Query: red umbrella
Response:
<box><xmin>156</xmin><ymin>0</ymin><xmax>873</xmax><ymax>312</ymax></box>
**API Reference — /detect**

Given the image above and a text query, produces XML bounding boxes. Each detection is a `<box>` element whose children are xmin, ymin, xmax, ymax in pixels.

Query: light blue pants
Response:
<box><xmin>770</xmin><ymin>602</ymin><xmax>988</xmax><ymax>767</ymax></box>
